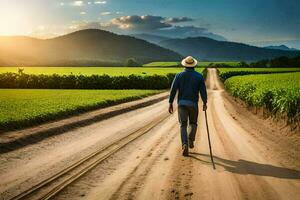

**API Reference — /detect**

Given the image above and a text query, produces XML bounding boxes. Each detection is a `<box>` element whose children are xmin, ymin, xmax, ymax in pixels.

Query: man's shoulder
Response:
<box><xmin>176</xmin><ymin>69</ymin><xmax>203</xmax><ymax>79</ymax></box>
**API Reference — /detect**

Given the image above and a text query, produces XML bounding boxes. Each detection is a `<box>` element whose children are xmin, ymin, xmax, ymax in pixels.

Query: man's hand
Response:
<box><xmin>203</xmin><ymin>104</ymin><xmax>207</xmax><ymax>111</ymax></box>
<box><xmin>168</xmin><ymin>103</ymin><xmax>174</xmax><ymax>114</ymax></box>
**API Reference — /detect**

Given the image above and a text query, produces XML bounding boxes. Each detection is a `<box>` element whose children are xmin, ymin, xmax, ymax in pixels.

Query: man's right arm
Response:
<box><xmin>199</xmin><ymin>76</ymin><xmax>207</xmax><ymax>110</ymax></box>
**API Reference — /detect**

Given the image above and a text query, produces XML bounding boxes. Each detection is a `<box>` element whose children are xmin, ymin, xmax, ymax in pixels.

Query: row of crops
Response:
<box><xmin>0</xmin><ymin>89</ymin><xmax>162</xmax><ymax>131</ymax></box>
<box><xmin>143</xmin><ymin>61</ymin><xmax>239</xmax><ymax>67</ymax></box>
<box><xmin>0</xmin><ymin>67</ymin><xmax>184</xmax><ymax>76</ymax></box>
<box><xmin>0</xmin><ymin>67</ymin><xmax>206</xmax><ymax>89</ymax></box>
<box><xmin>0</xmin><ymin>73</ymin><xmax>176</xmax><ymax>89</ymax></box>
<box><xmin>0</xmin><ymin>67</ymin><xmax>205</xmax><ymax>131</ymax></box>
<box><xmin>221</xmin><ymin>69</ymin><xmax>300</xmax><ymax>125</ymax></box>
<box><xmin>218</xmin><ymin>68</ymin><xmax>300</xmax><ymax>81</ymax></box>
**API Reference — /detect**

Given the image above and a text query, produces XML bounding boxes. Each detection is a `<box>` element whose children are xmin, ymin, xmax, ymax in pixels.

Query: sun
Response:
<box><xmin>0</xmin><ymin>3</ymin><xmax>32</xmax><ymax>35</ymax></box>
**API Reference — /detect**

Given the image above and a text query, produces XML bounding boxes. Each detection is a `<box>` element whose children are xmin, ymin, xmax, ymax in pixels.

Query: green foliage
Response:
<box><xmin>238</xmin><ymin>56</ymin><xmax>300</xmax><ymax>68</ymax></box>
<box><xmin>218</xmin><ymin>68</ymin><xmax>300</xmax><ymax>81</ymax></box>
<box><xmin>143</xmin><ymin>62</ymin><xmax>180</xmax><ymax>67</ymax></box>
<box><xmin>0</xmin><ymin>67</ymin><xmax>184</xmax><ymax>76</ymax></box>
<box><xmin>0</xmin><ymin>89</ymin><xmax>162</xmax><ymax>131</ymax></box>
<box><xmin>202</xmin><ymin>68</ymin><xmax>208</xmax><ymax>79</ymax></box>
<box><xmin>124</xmin><ymin>58</ymin><xmax>141</xmax><ymax>67</ymax></box>
<box><xmin>143</xmin><ymin>61</ymin><xmax>239</xmax><ymax>67</ymax></box>
<box><xmin>0</xmin><ymin>73</ymin><xmax>177</xmax><ymax>89</ymax></box>
<box><xmin>224</xmin><ymin>73</ymin><xmax>300</xmax><ymax>123</ymax></box>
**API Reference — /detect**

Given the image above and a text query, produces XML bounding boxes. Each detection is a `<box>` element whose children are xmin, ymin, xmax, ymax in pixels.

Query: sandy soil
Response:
<box><xmin>1</xmin><ymin>68</ymin><xmax>299</xmax><ymax>200</ymax></box>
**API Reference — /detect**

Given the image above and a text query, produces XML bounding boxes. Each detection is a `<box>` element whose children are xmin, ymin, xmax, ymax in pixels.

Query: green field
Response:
<box><xmin>144</xmin><ymin>61</ymin><xmax>240</xmax><ymax>67</ymax></box>
<box><xmin>0</xmin><ymin>89</ymin><xmax>162</xmax><ymax>131</ymax></box>
<box><xmin>218</xmin><ymin>68</ymin><xmax>300</xmax><ymax>80</ymax></box>
<box><xmin>224</xmin><ymin>72</ymin><xmax>300</xmax><ymax>122</ymax></box>
<box><xmin>0</xmin><ymin>67</ymin><xmax>203</xmax><ymax>76</ymax></box>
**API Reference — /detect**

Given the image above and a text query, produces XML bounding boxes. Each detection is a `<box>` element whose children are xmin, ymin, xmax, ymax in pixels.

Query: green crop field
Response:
<box><xmin>218</xmin><ymin>68</ymin><xmax>300</xmax><ymax>80</ymax></box>
<box><xmin>143</xmin><ymin>62</ymin><xmax>179</xmax><ymax>67</ymax></box>
<box><xmin>144</xmin><ymin>61</ymin><xmax>240</xmax><ymax>67</ymax></box>
<box><xmin>0</xmin><ymin>89</ymin><xmax>162</xmax><ymax>131</ymax></box>
<box><xmin>224</xmin><ymin>72</ymin><xmax>300</xmax><ymax>122</ymax></box>
<box><xmin>0</xmin><ymin>67</ymin><xmax>203</xmax><ymax>76</ymax></box>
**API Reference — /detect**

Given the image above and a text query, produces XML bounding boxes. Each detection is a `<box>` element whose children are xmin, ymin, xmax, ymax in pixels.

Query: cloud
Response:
<box><xmin>94</xmin><ymin>1</ymin><xmax>106</xmax><ymax>4</ymax></box>
<box><xmin>110</xmin><ymin>15</ymin><xmax>172</xmax><ymax>31</ymax></box>
<box><xmin>107</xmin><ymin>15</ymin><xmax>195</xmax><ymax>32</ymax></box>
<box><xmin>72</xmin><ymin>1</ymin><xmax>84</xmax><ymax>6</ymax></box>
<box><xmin>65</xmin><ymin>15</ymin><xmax>226</xmax><ymax>41</ymax></box>
<box><xmin>68</xmin><ymin>21</ymin><xmax>103</xmax><ymax>31</ymax></box>
<box><xmin>164</xmin><ymin>17</ymin><xmax>193</xmax><ymax>23</ymax></box>
<box><xmin>101</xmin><ymin>12</ymin><xmax>111</xmax><ymax>15</ymax></box>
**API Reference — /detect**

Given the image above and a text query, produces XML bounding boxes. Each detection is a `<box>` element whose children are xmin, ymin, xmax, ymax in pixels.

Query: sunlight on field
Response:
<box><xmin>0</xmin><ymin>67</ymin><xmax>205</xmax><ymax>76</ymax></box>
<box><xmin>0</xmin><ymin>89</ymin><xmax>162</xmax><ymax>130</ymax></box>
<box><xmin>218</xmin><ymin>68</ymin><xmax>300</xmax><ymax>80</ymax></box>
<box><xmin>225</xmin><ymin>72</ymin><xmax>300</xmax><ymax>121</ymax></box>
<box><xmin>143</xmin><ymin>61</ymin><xmax>240</xmax><ymax>67</ymax></box>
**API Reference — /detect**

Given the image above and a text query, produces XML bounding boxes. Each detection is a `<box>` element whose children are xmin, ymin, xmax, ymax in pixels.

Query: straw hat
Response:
<box><xmin>181</xmin><ymin>56</ymin><xmax>198</xmax><ymax>68</ymax></box>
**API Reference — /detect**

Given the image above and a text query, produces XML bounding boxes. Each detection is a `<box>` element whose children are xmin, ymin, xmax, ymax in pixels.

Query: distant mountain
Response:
<box><xmin>0</xmin><ymin>29</ymin><xmax>182</xmax><ymax>66</ymax></box>
<box><xmin>264</xmin><ymin>45</ymin><xmax>298</xmax><ymax>51</ymax></box>
<box><xmin>131</xmin><ymin>33</ymin><xmax>171</xmax><ymax>45</ymax></box>
<box><xmin>159</xmin><ymin>37</ymin><xmax>300</xmax><ymax>62</ymax></box>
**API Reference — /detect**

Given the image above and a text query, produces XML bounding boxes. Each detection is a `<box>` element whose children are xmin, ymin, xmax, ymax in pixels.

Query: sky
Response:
<box><xmin>0</xmin><ymin>0</ymin><xmax>300</xmax><ymax>48</ymax></box>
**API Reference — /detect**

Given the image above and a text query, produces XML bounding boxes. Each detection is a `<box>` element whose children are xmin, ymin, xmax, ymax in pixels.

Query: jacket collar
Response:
<box><xmin>184</xmin><ymin>68</ymin><xmax>195</xmax><ymax>72</ymax></box>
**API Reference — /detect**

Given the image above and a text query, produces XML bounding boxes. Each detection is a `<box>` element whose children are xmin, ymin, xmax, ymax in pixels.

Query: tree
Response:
<box><xmin>239</xmin><ymin>61</ymin><xmax>249</xmax><ymax>68</ymax></box>
<box><xmin>124</xmin><ymin>58</ymin><xmax>141</xmax><ymax>67</ymax></box>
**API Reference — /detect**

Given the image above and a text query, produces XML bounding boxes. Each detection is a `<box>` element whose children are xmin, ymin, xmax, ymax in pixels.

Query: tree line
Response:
<box><xmin>0</xmin><ymin>72</ymin><xmax>176</xmax><ymax>89</ymax></box>
<box><xmin>208</xmin><ymin>56</ymin><xmax>300</xmax><ymax>68</ymax></box>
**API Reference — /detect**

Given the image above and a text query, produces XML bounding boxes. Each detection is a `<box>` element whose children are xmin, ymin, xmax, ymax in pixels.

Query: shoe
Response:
<box><xmin>189</xmin><ymin>139</ymin><xmax>194</xmax><ymax>149</ymax></box>
<box><xmin>182</xmin><ymin>144</ymin><xmax>189</xmax><ymax>156</ymax></box>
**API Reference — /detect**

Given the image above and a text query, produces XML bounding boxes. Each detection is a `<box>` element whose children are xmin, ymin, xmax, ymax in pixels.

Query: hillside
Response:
<box><xmin>131</xmin><ymin>33</ymin><xmax>171</xmax><ymax>45</ymax></box>
<box><xmin>159</xmin><ymin>37</ymin><xmax>300</xmax><ymax>62</ymax></box>
<box><xmin>0</xmin><ymin>29</ymin><xmax>182</xmax><ymax>66</ymax></box>
<box><xmin>264</xmin><ymin>45</ymin><xmax>298</xmax><ymax>51</ymax></box>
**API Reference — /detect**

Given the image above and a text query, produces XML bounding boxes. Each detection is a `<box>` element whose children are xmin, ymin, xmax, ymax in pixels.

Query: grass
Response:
<box><xmin>0</xmin><ymin>67</ymin><xmax>203</xmax><ymax>76</ymax></box>
<box><xmin>143</xmin><ymin>61</ymin><xmax>240</xmax><ymax>67</ymax></box>
<box><xmin>224</xmin><ymin>72</ymin><xmax>300</xmax><ymax>122</ymax></box>
<box><xmin>143</xmin><ymin>62</ymin><xmax>179</xmax><ymax>67</ymax></box>
<box><xmin>0</xmin><ymin>67</ymin><xmax>181</xmax><ymax>76</ymax></box>
<box><xmin>218</xmin><ymin>68</ymin><xmax>300</xmax><ymax>80</ymax></box>
<box><xmin>0</xmin><ymin>89</ymin><xmax>162</xmax><ymax>131</ymax></box>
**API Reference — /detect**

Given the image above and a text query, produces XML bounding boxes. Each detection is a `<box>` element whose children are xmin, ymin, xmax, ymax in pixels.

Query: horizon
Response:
<box><xmin>0</xmin><ymin>0</ymin><xmax>299</xmax><ymax>49</ymax></box>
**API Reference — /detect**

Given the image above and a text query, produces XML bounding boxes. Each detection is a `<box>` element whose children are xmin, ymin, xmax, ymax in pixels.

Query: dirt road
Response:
<box><xmin>1</xmin><ymin>69</ymin><xmax>299</xmax><ymax>200</ymax></box>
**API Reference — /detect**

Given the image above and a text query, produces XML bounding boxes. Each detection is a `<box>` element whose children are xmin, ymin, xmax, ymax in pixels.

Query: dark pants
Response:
<box><xmin>178</xmin><ymin>105</ymin><xmax>198</xmax><ymax>146</ymax></box>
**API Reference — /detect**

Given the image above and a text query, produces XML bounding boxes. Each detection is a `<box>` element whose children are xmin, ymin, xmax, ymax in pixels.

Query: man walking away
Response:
<box><xmin>168</xmin><ymin>56</ymin><xmax>207</xmax><ymax>156</ymax></box>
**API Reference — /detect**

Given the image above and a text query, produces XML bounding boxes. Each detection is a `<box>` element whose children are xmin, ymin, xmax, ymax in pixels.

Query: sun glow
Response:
<box><xmin>0</xmin><ymin>3</ymin><xmax>33</xmax><ymax>35</ymax></box>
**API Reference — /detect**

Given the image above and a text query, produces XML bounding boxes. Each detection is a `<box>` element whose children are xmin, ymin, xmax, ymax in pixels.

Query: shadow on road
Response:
<box><xmin>189</xmin><ymin>152</ymin><xmax>300</xmax><ymax>179</ymax></box>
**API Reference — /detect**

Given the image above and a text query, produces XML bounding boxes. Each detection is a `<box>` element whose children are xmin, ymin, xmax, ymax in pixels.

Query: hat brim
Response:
<box><xmin>181</xmin><ymin>58</ymin><xmax>198</xmax><ymax>67</ymax></box>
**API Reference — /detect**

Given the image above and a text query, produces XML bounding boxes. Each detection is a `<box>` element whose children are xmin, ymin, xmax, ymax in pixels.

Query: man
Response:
<box><xmin>169</xmin><ymin>56</ymin><xmax>207</xmax><ymax>156</ymax></box>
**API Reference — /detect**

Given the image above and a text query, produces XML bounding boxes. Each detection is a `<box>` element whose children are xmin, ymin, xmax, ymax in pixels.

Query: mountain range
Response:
<box><xmin>158</xmin><ymin>37</ymin><xmax>300</xmax><ymax>62</ymax></box>
<box><xmin>0</xmin><ymin>29</ymin><xmax>181</xmax><ymax>66</ymax></box>
<box><xmin>1</xmin><ymin>29</ymin><xmax>300</xmax><ymax>66</ymax></box>
<box><xmin>264</xmin><ymin>45</ymin><xmax>298</xmax><ymax>51</ymax></box>
<box><xmin>131</xmin><ymin>33</ymin><xmax>171</xmax><ymax>45</ymax></box>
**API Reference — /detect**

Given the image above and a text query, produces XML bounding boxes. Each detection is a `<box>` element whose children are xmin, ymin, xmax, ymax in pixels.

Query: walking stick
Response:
<box><xmin>204</xmin><ymin>110</ymin><xmax>216</xmax><ymax>169</ymax></box>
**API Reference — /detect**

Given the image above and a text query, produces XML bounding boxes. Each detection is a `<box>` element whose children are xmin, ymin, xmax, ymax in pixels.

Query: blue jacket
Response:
<box><xmin>169</xmin><ymin>68</ymin><xmax>207</xmax><ymax>107</ymax></box>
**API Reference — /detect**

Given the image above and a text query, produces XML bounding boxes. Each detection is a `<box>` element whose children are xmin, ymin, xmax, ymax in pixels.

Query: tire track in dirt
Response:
<box><xmin>53</xmin><ymin>112</ymin><xmax>180</xmax><ymax>200</ymax></box>
<box><xmin>109</xmin><ymin>124</ymin><xmax>178</xmax><ymax>200</ymax></box>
